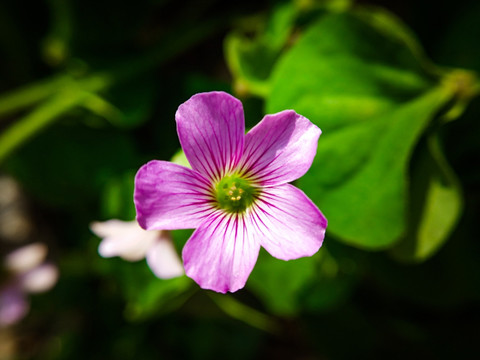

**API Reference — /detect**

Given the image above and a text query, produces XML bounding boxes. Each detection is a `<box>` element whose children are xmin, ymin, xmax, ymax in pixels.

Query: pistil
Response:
<box><xmin>214</xmin><ymin>174</ymin><xmax>259</xmax><ymax>213</ymax></box>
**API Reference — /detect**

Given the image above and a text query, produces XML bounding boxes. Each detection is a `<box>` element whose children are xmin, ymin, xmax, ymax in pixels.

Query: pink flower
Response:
<box><xmin>90</xmin><ymin>220</ymin><xmax>184</xmax><ymax>279</ymax></box>
<box><xmin>0</xmin><ymin>243</ymin><xmax>58</xmax><ymax>327</ymax></box>
<box><xmin>0</xmin><ymin>286</ymin><xmax>29</xmax><ymax>327</ymax></box>
<box><xmin>134</xmin><ymin>91</ymin><xmax>327</xmax><ymax>293</ymax></box>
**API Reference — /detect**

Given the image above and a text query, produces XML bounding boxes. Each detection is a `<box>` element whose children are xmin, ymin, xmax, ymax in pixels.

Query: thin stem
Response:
<box><xmin>0</xmin><ymin>75</ymin><xmax>70</xmax><ymax>117</ymax></box>
<box><xmin>208</xmin><ymin>293</ymin><xmax>280</xmax><ymax>334</ymax></box>
<box><xmin>0</xmin><ymin>87</ymin><xmax>88</xmax><ymax>163</ymax></box>
<box><xmin>0</xmin><ymin>19</ymin><xmax>225</xmax><ymax>164</ymax></box>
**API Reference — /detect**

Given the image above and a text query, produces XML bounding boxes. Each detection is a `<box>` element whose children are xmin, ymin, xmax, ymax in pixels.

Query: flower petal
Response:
<box><xmin>176</xmin><ymin>91</ymin><xmax>245</xmax><ymax>181</ymax></box>
<box><xmin>182</xmin><ymin>211</ymin><xmax>260</xmax><ymax>293</ymax></box>
<box><xmin>135</xmin><ymin>161</ymin><xmax>214</xmax><ymax>230</ymax></box>
<box><xmin>240</xmin><ymin>110</ymin><xmax>321</xmax><ymax>186</ymax></box>
<box><xmin>146</xmin><ymin>232</ymin><xmax>184</xmax><ymax>279</ymax></box>
<box><xmin>5</xmin><ymin>243</ymin><xmax>48</xmax><ymax>273</ymax></box>
<box><xmin>20</xmin><ymin>263</ymin><xmax>59</xmax><ymax>294</ymax></box>
<box><xmin>0</xmin><ymin>287</ymin><xmax>29</xmax><ymax>326</ymax></box>
<box><xmin>91</xmin><ymin>220</ymin><xmax>156</xmax><ymax>261</ymax></box>
<box><xmin>250</xmin><ymin>184</ymin><xmax>327</xmax><ymax>260</ymax></box>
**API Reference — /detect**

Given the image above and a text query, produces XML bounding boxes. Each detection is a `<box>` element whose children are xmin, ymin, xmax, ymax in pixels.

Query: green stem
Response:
<box><xmin>0</xmin><ymin>75</ymin><xmax>70</xmax><ymax>117</ymax></box>
<box><xmin>208</xmin><ymin>293</ymin><xmax>280</xmax><ymax>334</ymax></box>
<box><xmin>0</xmin><ymin>20</ymin><xmax>224</xmax><ymax>164</ymax></box>
<box><xmin>0</xmin><ymin>18</ymin><xmax>223</xmax><ymax>118</ymax></box>
<box><xmin>0</xmin><ymin>87</ymin><xmax>88</xmax><ymax>163</ymax></box>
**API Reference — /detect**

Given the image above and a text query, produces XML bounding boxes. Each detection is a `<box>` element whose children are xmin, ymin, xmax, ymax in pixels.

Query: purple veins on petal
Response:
<box><xmin>182</xmin><ymin>210</ymin><xmax>260</xmax><ymax>293</ymax></box>
<box><xmin>239</xmin><ymin>110</ymin><xmax>321</xmax><ymax>186</ymax></box>
<box><xmin>134</xmin><ymin>160</ymin><xmax>214</xmax><ymax>231</ymax></box>
<box><xmin>176</xmin><ymin>92</ymin><xmax>245</xmax><ymax>181</ymax></box>
<box><xmin>252</xmin><ymin>184</ymin><xmax>327</xmax><ymax>261</ymax></box>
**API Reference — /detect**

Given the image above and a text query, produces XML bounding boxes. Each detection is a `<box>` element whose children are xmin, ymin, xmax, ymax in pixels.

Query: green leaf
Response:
<box><xmin>224</xmin><ymin>34</ymin><xmax>276</xmax><ymax>96</ymax></box>
<box><xmin>170</xmin><ymin>148</ymin><xmax>190</xmax><ymax>168</ymax></box>
<box><xmin>391</xmin><ymin>134</ymin><xmax>463</xmax><ymax>262</ymax></box>
<box><xmin>266</xmin><ymin>11</ymin><xmax>457</xmax><ymax>248</ymax></box>
<box><xmin>81</xmin><ymin>74</ymin><xmax>157</xmax><ymax>129</ymax></box>
<box><xmin>209</xmin><ymin>293</ymin><xmax>279</xmax><ymax>334</ymax></box>
<box><xmin>224</xmin><ymin>2</ymin><xmax>298</xmax><ymax>97</ymax></box>
<box><xmin>353</xmin><ymin>6</ymin><xmax>434</xmax><ymax>71</ymax></box>
<box><xmin>123</xmin><ymin>275</ymin><xmax>193</xmax><ymax>321</ymax></box>
<box><xmin>248</xmin><ymin>249</ymin><xmax>318</xmax><ymax>316</ymax></box>
<box><xmin>100</xmin><ymin>170</ymin><xmax>137</xmax><ymax>220</ymax></box>
<box><xmin>248</xmin><ymin>247</ymin><xmax>356</xmax><ymax>316</ymax></box>
<box><xmin>300</xmin><ymin>246</ymin><xmax>357</xmax><ymax>312</ymax></box>
<box><xmin>0</xmin><ymin>86</ymin><xmax>89</xmax><ymax>163</ymax></box>
<box><xmin>303</xmin><ymin>87</ymin><xmax>452</xmax><ymax>248</ymax></box>
<box><xmin>267</xmin><ymin>11</ymin><xmax>434</xmax><ymax>131</ymax></box>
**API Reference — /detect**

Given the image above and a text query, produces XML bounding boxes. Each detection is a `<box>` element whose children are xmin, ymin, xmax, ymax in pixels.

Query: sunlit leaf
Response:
<box><xmin>266</xmin><ymin>11</ymin><xmax>456</xmax><ymax>248</ymax></box>
<box><xmin>391</xmin><ymin>134</ymin><xmax>463</xmax><ymax>261</ymax></box>
<box><xmin>267</xmin><ymin>11</ymin><xmax>434</xmax><ymax>131</ymax></box>
<box><xmin>305</xmin><ymin>88</ymin><xmax>451</xmax><ymax>248</ymax></box>
<box><xmin>225</xmin><ymin>2</ymin><xmax>298</xmax><ymax>97</ymax></box>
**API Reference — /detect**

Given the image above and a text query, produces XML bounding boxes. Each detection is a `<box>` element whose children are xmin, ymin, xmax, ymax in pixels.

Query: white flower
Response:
<box><xmin>90</xmin><ymin>220</ymin><xmax>184</xmax><ymax>279</ymax></box>
<box><xmin>5</xmin><ymin>243</ymin><xmax>48</xmax><ymax>273</ymax></box>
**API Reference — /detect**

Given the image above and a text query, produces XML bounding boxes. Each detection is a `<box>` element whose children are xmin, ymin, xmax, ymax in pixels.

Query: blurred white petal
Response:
<box><xmin>20</xmin><ymin>264</ymin><xmax>59</xmax><ymax>294</ymax></box>
<box><xmin>146</xmin><ymin>232</ymin><xmax>184</xmax><ymax>279</ymax></box>
<box><xmin>91</xmin><ymin>220</ymin><xmax>157</xmax><ymax>261</ymax></box>
<box><xmin>90</xmin><ymin>219</ymin><xmax>138</xmax><ymax>238</ymax></box>
<box><xmin>0</xmin><ymin>286</ymin><xmax>29</xmax><ymax>327</ymax></box>
<box><xmin>4</xmin><ymin>243</ymin><xmax>48</xmax><ymax>273</ymax></box>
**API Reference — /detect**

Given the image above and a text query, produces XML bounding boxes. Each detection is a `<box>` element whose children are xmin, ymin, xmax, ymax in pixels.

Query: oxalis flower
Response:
<box><xmin>135</xmin><ymin>91</ymin><xmax>327</xmax><ymax>293</ymax></box>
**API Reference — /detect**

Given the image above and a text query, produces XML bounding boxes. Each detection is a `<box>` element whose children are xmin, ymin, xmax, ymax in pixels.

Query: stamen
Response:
<box><xmin>214</xmin><ymin>174</ymin><xmax>259</xmax><ymax>213</ymax></box>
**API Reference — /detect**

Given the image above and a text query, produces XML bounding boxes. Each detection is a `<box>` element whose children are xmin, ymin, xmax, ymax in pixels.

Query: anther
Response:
<box><xmin>214</xmin><ymin>174</ymin><xmax>259</xmax><ymax>213</ymax></box>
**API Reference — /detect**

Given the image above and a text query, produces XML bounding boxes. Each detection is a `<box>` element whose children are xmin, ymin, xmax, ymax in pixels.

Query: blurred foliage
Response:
<box><xmin>0</xmin><ymin>0</ymin><xmax>479</xmax><ymax>359</ymax></box>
